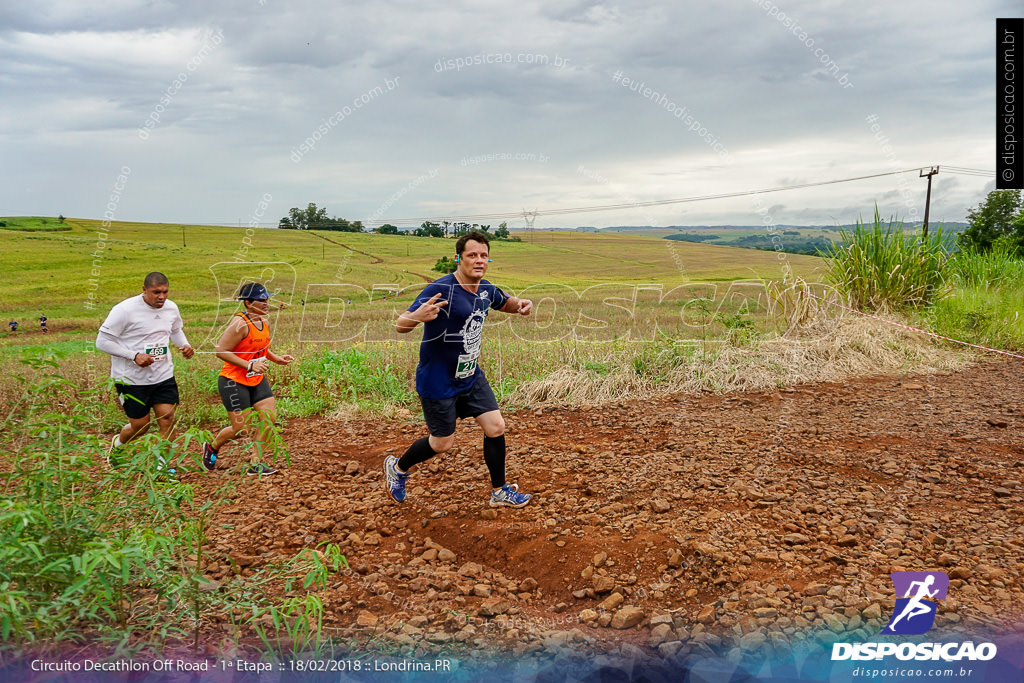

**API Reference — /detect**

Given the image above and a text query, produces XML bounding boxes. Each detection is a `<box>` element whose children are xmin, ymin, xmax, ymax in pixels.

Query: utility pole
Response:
<box><xmin>182</xmin><ymin>225</ymin><xmax>186</xmax><ymax>248</ymax></box>
<box><xmin>919</xmin><ymin>166</ymin><xmax>939</xmax><ymax>239</ymax></box>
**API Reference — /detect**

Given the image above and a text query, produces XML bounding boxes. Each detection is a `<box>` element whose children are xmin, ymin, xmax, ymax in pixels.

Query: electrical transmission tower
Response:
<box><xmin>522</xmin><ymin>209</ymin><xmax>537</xmax><ymax>242</ymax></box>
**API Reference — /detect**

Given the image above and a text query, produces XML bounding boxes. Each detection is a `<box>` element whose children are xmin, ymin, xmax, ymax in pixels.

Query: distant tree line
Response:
<box><xmin>665</xmin><ymin>232</ymin><xmax>833</xmax><ymax>255</ymax></box>
<box><xmin>664</xmin><ymin>233</ymin><xmax>720</xmax><ymax>243</ymax></box>
<box><xmin>732</xmin><ymin>234</ymin><xmax>836</xmax><ymax>255</ymax></box>
<box><xmin>279</xmin><ymin>203</ymin><xmax>364</xmax><ymax>232</ymax></box>
<box><xmin>279</xmin><ymin>204</ymin><xmax>520</xmax><ymax>241</ymax></box>
<box><xmin>406</xmin><ymin>221</ymin><xmax>516</xmax><ymax>240</ymax></box>
<box><xmin>665</xmin><ymin>223</ymin><xmax>972</xmax><ymax>257</ymax></box>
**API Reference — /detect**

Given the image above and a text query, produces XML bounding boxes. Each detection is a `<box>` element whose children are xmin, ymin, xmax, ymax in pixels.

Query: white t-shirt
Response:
<box><xmin>97</xmin><ymin>294</ymin><xmax>189</xmax><ymax>385</ymax></box>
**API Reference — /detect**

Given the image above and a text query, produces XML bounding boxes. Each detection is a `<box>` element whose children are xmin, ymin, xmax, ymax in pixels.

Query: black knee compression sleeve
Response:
<box><xmin>483</xmin><ymin>435</ymin><xmax>506</xmax><ymax>489</ymax></box>
<box><xmin>397</xmin><ymin>436</ymin><xmax>437</xmax><ymax>471</ymax></box>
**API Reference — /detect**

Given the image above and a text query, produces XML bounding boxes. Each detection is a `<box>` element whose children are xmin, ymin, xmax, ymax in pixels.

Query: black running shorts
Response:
<box><xmin>218</xmin><ymin>375</ymin><xmax>274</xmax><ymax>413</ymax></box>
<box><xmin>419</xmin><ymin>372</ymin><xmax>500</xmax><ymax>437</ymax></box>
<box><xmin>115</xmin><ymin>376</ymin><xmax>180</xmax><ymax>420</ymax></box>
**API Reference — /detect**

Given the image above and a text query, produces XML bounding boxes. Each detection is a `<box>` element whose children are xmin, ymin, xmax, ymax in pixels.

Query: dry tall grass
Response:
<box><xmin>511</xmin><ymin>313</ymin><xmax>975</xmax><ymax>407</ymax></box>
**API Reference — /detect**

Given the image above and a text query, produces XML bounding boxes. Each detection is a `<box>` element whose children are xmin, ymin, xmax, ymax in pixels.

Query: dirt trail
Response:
<box><xmin>187</xmin><ymin>358</ymin><xmax>1024</xmax><ymax>657</ymax></box>
<box><xmin>309</xmin><ymin>230</ymin><xmax>436</xmax><ymax>284</ymax></box>
<box><xmin>308</xmin><ymin>230</ymin><xmax>384</xmax><ymax>264</ymax></box>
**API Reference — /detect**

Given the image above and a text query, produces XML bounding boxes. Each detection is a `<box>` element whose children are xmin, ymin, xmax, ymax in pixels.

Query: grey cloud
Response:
<box><xmin>0</xmin><ymin>0</ymin><xmax>1010</xmax><ymax>225</ymax></box>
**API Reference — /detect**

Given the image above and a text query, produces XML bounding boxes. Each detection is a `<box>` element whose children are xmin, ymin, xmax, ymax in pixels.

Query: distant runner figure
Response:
<box><xmin>203</xmin><ymin>282</ymin><xmax>294</xmax><ymax>477</ymax></box>
<box><xmin>39</xmin><ymin>314</ymin><xmax>48</xmax><ymax>333</ymax></box>
<box><xmin>384</xmin><ymin>229</ymin><xmax>534</xmax><ymax>507</ymax></box>
<box><xmin>8</xmin><ymin>320</ymin><xmax>17</xmax><ymax>333</ymax></box>
<box><xmin>96</xmin><ymin>272</ymin><xmax>193</xmax><ymax>468</ymax></box>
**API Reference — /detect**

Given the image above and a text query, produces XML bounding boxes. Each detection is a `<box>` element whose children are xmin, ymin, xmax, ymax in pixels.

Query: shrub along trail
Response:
<box><xmin>187</xmin><ymin>357</ymin><xmax>1024</xmax><ymax>662</ymax></box>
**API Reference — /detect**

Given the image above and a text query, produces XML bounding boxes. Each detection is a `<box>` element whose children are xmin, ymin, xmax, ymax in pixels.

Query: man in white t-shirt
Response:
<box><xmin>96</xmin><ymin>272</ymin><xmax>194</xmax><ymax>460</ymax></box>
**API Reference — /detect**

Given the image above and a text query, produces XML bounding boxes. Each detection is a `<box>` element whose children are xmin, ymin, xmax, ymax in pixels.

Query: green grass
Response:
<box><xmin>0</xmin><ymin>350</ymin><xmax>348</xmax><ymax>657</ymax></box>
<box><xmin>926</xmin><ymin>288</ymin><xmax>1024</xmax><ymax>351</ymax></box>
<box><xmin>9</xmin><ymin>211</ymin><xmax>1017</xmax><ymax>418</ymax></box>
<box><xmin>821</xmin><ymin>208</ymin><xmax>949</xmax><ymax>312</ymax></box>
<box><xmin>0</xmin><ymin>216</ymin><xmax>71</xmax><ymax>232</ymax></box>
<box><xmin>923</xmin><ymin>245</ymin><xmax>1024</xmax><ymax>352</ymax></box>
<box><xmin>286</xmin><ymin>347</ymin><xmax>415</xmax><ymax>415</ymax></box>
<box><xmin>947</xmin><ymin>244</ymin><xmax>1024</xmax><ymax>290</ymax></box>
<box><xmin>0</xmin><ymin>215</ymin><xmax>826</xmax><ymax>419</ymax></box>
<box><xmin>813</xmin><ymin>211</ymin><xmax>1024</xmax><ymax>352</ymax></box>
<box><xmin>0</xmin><ymin>216</ymin><xmax>823</xmax><ymax>319</ymax></box>
<box><xmin>0</xmin><ymin>340</ymin><xmax>87</xmax><ymax>359</ymax></box>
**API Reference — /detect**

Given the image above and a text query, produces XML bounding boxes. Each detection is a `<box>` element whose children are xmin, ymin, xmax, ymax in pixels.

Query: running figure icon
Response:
<box><xmin>886</xmin><ymin>575</ymin><xmax>938</xmax><ymax>630</ymax></box>
<box><xmin>881</xmin><ymin>571</ymin><xmax>949</xmax><ymax>635</ymax></box>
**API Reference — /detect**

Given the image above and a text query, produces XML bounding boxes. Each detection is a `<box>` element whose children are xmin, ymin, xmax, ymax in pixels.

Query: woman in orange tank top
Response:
<box><xmin>202</xmin><ymin>282</ymin><xmax>294</xmax><ymax>477</ymax></box>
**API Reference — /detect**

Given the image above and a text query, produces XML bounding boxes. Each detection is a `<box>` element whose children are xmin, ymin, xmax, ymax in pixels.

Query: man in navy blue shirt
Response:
<box><xmin>385</xmin><ymin>229</ymin><xmax>534</xmax><ymax>507</ymax></box>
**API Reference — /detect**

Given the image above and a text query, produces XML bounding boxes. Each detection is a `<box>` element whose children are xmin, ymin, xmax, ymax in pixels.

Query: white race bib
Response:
<box><xmin>455</xmin><ymin>353</ymin><xmax>478</xmax><ymax>379</ymax></box>
<box><xmin>145</xmin><ymin>345</ymin><xmax>169</xmax><ymax>361</ymax></box>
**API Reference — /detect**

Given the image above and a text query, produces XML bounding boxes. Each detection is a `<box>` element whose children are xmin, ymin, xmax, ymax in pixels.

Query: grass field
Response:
<box><xmin>0</xmin><ymin>215</ymin><xmax>72</xmax><ymax>232</ymax></box>
<box><xmin>2</xmin><ymin>215</ymin><xmax>995</xmax><ymax>426</ymax></box>
<box><xmin>10</xmin><ymin>214</ymin><xmax>994</xmax><ymax>434</ymax></box>
<box><xmin>0</xmin><ymin>216</ymin><xmax>825</xmax><ymax>337</ymax></box>
<box><xmin>0</xmin><ymin>215</ymin><xmax>833</xmax><ymax>428</ymax></box>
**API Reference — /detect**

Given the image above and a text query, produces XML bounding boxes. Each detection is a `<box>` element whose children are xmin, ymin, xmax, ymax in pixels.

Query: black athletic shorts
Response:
<box><xmin>218</xmin><ymin>375</ymin><xmax>274</xmax><ymax>413</ymax></box>
<box><xmin>420</xmin><ymin>372</ymin><xmax>500</xmax><ymax>437</ymax></box>
<box><xmin>115</xmin><ymin>376</ymin><xmax>180</xmax><ymax>420</ymax></box>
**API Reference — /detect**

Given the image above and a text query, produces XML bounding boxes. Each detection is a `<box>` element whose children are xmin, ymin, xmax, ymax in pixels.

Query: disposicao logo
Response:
<box><xmin>881</xmin><ymin>571</ymin><xmax>948</xmax><ymax>635</ymax></box>
<box><xmin>831</xmin><ymin>571</ymin><xmax>998</xmax><ymax>662</ymax></box>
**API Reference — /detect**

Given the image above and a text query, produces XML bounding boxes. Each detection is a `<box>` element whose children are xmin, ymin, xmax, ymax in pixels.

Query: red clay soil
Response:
<box><xmin>183</xmin><ymin>357</ymin><xmax>1024</xmax><ymax>657</ymax></box>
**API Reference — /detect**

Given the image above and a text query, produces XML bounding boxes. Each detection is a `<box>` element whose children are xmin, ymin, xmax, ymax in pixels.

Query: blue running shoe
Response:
<box><xmin>490</xmin><ymin>483</ymin><xmax>532</xmax><ymax>508</ymax></box>
<box><xmin>384</xmin><ymin>455</ymin><xmax>409</xmax><ymax>503</ymax></box>
<box><xmin>202</xmin><ymin>443</ymin><xmax>218</xmax><ymax>471</ymax></box>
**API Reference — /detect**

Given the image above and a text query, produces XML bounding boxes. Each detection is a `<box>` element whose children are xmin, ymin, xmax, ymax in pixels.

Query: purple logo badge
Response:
<box><xmin>881</xmin><ymin>571</ymin><xmax>949</xmax><ymax>635</ymax></box>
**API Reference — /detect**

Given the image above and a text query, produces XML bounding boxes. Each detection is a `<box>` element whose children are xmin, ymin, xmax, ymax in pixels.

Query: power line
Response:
<box><xmin>191</xmin><ymin>165</ymin><xmax>997</xmax><ymax>228</ymax></box>
<box><xmin>943</xmin><ymin>166</ymin><xmax>996</xmax><ymax>178</ymax></box>
<box><xmin>943</xmin><ymin>166</ymin><xmax>995</xmax><ymax>173</ymax></box>
<box><xmin>369</xmin><ymin>166</ymin><xmax>975</xmax><ymax>225</ymax></box>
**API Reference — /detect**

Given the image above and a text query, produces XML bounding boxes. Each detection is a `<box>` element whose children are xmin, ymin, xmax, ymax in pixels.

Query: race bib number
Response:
<box><xmin>145</xmin><ymin>345</ymin><xmax>169</xmax><ymax>361</ymax></box>
<box><xmin>455</xmin><ymin>353</ymin><xmax>478</xmax><ymax>380</ymax></box>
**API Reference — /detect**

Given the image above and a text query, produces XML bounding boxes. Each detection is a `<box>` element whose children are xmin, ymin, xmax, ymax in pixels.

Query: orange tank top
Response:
<box><xmin>219</xmin><ymin>312</ymin><xmax>271</xmax><ymax>386</ymax></box>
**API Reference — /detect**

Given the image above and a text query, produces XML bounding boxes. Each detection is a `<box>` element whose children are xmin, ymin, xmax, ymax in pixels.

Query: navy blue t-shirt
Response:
<box><xmin>407</xmin><ymin>274</ymin><xmax>509</xmax><ymax>399</ymax></box>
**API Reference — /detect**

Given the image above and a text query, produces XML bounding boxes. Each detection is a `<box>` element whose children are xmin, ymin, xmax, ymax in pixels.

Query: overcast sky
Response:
<box><xmin>0</xmin><ymin>1</ymin><xmax>1012</xmax><ymax>228</ymax></box>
